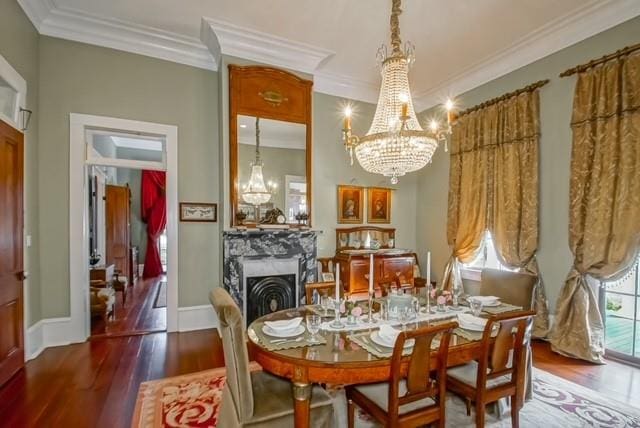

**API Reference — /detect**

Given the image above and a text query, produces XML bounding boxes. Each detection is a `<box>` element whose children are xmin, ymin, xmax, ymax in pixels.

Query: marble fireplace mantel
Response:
<box><xmin>222</xmin><ymin>229</ymin><xmax>319</xmax><ymax>313</ymax></box>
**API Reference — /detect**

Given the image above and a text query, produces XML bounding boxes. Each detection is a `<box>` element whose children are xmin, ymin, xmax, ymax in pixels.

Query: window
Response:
<box><xmin>461</xmin><ymin>231</ymin><xmax>515</xmax><ymax>280</ymax></box>
<box><xmin>602</xmin><ymin>256</ymin><xmax>640</xmax><ymax>362</ymax></box>
<box><xmin>0</xmin><ymin>53</ymin><xmax>27</xmax><ymax>130</ymax></box>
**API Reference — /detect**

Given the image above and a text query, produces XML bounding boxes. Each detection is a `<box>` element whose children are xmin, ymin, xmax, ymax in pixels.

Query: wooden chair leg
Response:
<box><xmin>465</xmin><ymin>398</ymin><xmax>471</xmax><ymax>416</ymax></box>
<box><xmin>347</xmin><ymin>398</ymin><xmax>355</xmax><ymax>428</ymax></box>
<box><xmin>475</xmin><ymin>402</ymin><xmax>485</xmax><ymax>428</ymax></box>
<box><xmin>511</xmin><ymin>394</ymin><xmax>520</xmax><ymax>428</ymax></box>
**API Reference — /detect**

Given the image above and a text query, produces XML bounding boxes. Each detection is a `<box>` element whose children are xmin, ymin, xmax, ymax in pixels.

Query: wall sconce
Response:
<box><xmin>20</xmin><ymin>107</ymin><xmax>32</xmax><ymax>132</ymax></box>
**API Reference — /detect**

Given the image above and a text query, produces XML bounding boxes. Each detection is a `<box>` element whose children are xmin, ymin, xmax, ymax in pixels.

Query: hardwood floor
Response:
<box><xmin>0</xmin><ymin>334</ymin><xmax>637</xmax><ymax>427</ymax></box>
<box><xmin>91</xmin><ymin>275</ymin><xmax>167</xmax><ymax>337</ymax></box>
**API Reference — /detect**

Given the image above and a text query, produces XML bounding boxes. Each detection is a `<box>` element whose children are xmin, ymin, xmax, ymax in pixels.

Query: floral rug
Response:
<box><xmin>132</xmin><ymin>365</ymin><xmax>640</xmax><ymax>427</ymax></box>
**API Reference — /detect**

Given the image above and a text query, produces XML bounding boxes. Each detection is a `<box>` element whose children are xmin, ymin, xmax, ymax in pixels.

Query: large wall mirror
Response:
<box><xmin>229</xmin><ymin>65</ymin><xmax>312</xmax><ymax>227</ymax></box>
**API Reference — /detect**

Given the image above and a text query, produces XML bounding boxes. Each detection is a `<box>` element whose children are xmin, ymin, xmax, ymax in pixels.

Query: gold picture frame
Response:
<box><xmin>337</xmin><ymin>185</ymin><xmax>364</xmax><ymax>224</ymax></box>
<box><xmin>367</xmin><ymin>187</ymin><xmax>391</xmax><ymax>223</ymax></box>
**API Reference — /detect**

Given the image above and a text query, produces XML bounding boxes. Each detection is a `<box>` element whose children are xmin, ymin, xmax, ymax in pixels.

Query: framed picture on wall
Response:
<box><xmin>337</xmin><ymin>185</ymin><xmax>364</xmax><ymax>224</ymax></box>
<box><xmin>179</xmin><ymin>202</ymin><xmax>217</xmax><ymax>222</ymax></box>
<box><xmin>367</xmin><ymin>187</ymin><xmax>391</xmax><ymax>223</ymax></box>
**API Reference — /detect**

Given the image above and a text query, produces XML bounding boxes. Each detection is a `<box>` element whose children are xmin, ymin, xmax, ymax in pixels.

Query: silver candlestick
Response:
<box><xmin>330</xmin><ymin>298</ymin><xmax>345</xmax><ymax>329</ymax></box>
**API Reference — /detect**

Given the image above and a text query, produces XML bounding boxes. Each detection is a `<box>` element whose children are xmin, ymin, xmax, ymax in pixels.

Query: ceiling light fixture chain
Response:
<box><xmin>340</xmin><ymin>0</ymin><xmax>456</xmax><ymax>184</ymax></box>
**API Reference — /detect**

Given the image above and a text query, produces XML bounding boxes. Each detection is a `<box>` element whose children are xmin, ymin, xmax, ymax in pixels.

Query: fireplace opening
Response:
<box><xmin>246</xmin><ymin>273</ymin><xmax>297</xmax><ymax>325</ymax></box>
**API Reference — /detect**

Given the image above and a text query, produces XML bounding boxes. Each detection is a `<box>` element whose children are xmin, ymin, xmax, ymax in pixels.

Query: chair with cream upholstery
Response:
<box><xmin>346</xmin><ymin>321</ymin><xmax>457</xmax><ymax>428</ymax></box>
<box><xmin>209</xmin><ymin>287</ymin><xmax>334</xmax><ymax>427</ymax></box>
<box><xmin>479</xmin><ymin>268</ymin><xmax>537</xmax><ymax>309</ymax></box>
<box><xmin>446</xmin><ymin>310</ymin><xmax>535</xmax><ymax>428</ymax></box>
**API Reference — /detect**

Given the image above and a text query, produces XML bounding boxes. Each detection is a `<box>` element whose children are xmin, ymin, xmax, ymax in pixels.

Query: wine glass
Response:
<box><xmin>452</xmin><ymin>283</ymin><xmax>464</xmax><ymax>309</ymax></box>
<box><xmin>306</xmin><ymin>314</ymin><xmax>322</xmax><ymax>343</ymax></box>
<box><xmin>320</xmin><ymin>293</ymin><xmax>330</xmax><ymax>317</ymax></box>
<box><xmin>399</xmin><ymin>307</ymin><xmax>409</xmax><ymax>331</ymax></box>
<box><xmin>469</xmin><ymin>298</ymin><xmax>483</xmax><ymax>317</ymax></box>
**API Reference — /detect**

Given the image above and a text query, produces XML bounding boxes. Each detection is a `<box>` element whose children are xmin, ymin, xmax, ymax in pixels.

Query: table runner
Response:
<box><xmin>320</xmin><ymin>307</ymin><xmax>468</xmax><ymax>332</ymax></box>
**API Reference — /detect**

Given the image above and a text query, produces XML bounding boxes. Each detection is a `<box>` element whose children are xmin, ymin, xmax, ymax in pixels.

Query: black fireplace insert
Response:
<box><xmin>246</xmin><ymin>274</ymin><xmax>297</xmax><ymax>325</ymax></box>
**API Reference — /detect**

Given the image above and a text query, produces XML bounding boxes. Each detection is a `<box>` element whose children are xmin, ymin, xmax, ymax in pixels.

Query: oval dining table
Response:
<box><xmin>247</xmin><ymin>306</ymin><xmax>485</xmax><ymax>428</ymax></box>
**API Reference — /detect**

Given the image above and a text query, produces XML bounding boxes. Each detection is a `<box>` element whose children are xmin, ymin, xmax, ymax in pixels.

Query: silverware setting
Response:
<box><xmin>270</xmin><ymin>336</ymin><xmax>305</xmax><ymax>345</ymax></box>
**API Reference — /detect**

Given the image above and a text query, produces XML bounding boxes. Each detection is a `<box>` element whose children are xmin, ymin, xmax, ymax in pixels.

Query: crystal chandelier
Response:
<box><xmin>242</xmin><ymin>117</ymin><xmax>272</xmax><ymax>206</ymax></box>
<box><xmin>341</xmin><ymin>0</ymin><xmax>455</xmax><ymax>184</ymax></box>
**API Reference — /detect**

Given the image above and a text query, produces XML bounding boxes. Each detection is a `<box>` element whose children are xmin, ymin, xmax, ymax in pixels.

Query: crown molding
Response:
<box><xmin>201</xmin><ymin>17</ymin><xmax>334</xmax><ymax>75</ymax></box>
<box><xmin>413</xmin><ymin>0</ymin><xmax>640</xmax><ymax>111</ymax></box>
<box><xmin>314</xmin><ymin>70</ymin><xmax>379</xmax><ymax>105</ymax></box>
<box><xmin>18</xmin><ymin>0</ymin><xmax>216</xmax><ymax>71</ymax></box>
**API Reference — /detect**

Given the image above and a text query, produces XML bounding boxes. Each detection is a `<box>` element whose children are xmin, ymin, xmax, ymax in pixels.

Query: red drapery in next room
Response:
<box><xmin>141</xmin><ymin>170</ymin><xmax>166</xmax><ymax>279</ymax></box>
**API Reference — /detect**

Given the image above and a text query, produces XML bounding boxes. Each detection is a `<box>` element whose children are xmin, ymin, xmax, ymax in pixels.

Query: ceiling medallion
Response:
<box><xmin>341</xmin><ymin>0</ymin><xmax>456</xmax><ymax>184</ymax></box>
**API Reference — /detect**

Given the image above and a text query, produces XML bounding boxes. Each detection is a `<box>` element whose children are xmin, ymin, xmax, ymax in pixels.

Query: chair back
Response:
<box><xmin>478</xmin><ymin>310</ymin><xmax>535</xmax><ymax>390</ymax></box>
<box><xmin>209</xmin><ymin>287</ymin><xmax>254</xmax><ymax>421</ymax></box>
<box><xmin>480</xmin><ymin>268</ymin><xmax>537</xmax><ymax>309</ymax></box>
<box><xmin>305</xmin><ymin>281</ymin><xmax>340</xmax><ymax>305</ymax></box>
<box><xmin>388</xmin><ymin>321</ymin><xmax>457</xmax><ymax>420</ymax></box>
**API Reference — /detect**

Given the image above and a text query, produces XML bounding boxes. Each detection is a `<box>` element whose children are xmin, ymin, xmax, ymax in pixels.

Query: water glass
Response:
<box><xmin>306</xmin><ymin>314</ymin><xmax>322</xmax><ymax>342</ymax></box>
<box><xmin>469</xmin><ymin>298</ymin><xmax>483</xmax><ymax>317</ymax></box>
<box><xmin>399</xmin><ymin>308</ymin><xmax>409</xmax><ymax>331</ymax></box>
<box><xmin>320</xmin><ymin>294</ymin><xmax>330</xmax><ymax>316</ymax></box>
<box><xmin>452</xmin><ymin>285</ymin><xmax>463</xmax><ymax>309</ymax></box>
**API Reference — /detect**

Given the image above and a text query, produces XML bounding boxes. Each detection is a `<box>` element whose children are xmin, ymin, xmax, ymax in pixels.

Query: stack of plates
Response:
<box><xmin>370</xmin><ymin>325</ymin><xmax>414</xmax><ymax>348</ymax></box>
<box><xmin>469</xmin><ymin>295</ymin><xmax>501</xmax><ymax>307</ymax></box>
<box><xmin>457</xmin><ymin>313</ymin><xmax>488</xmax><ymax>331</ymax></box>
<box><xmin>262</xmin><ymin>317</ymin><xmax>305</xmax><ymax>338</ymax></box>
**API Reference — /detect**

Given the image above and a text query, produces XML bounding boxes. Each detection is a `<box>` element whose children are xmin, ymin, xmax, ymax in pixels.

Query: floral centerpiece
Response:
<box><xmin>430</xmin><ymin>289</ymin><xmax>452</xmax><ymax>312</ymax></box>
<box><xmin>342</xmin><ymin>298</ymin><xmax>363</xmax><ymax>324</ymax></box>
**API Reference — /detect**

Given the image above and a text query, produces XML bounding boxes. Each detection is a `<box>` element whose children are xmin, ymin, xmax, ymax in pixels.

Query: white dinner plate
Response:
<box><xmin>482</xmin><ymin>300</ymin><xmax>501</xmax><ymax>307</ymax></box>
<box><xmin>262</xmin><ymin>324</ymin><xmax>305</xmax><ymax>338</ymax></box>
<box><xmin>370</xmin><ymin>331</ymin><xmax>415</xmax><ymax>349</ymax></box>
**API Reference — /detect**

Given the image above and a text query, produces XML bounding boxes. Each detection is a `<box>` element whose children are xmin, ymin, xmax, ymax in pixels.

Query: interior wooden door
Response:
<box><xmin>0</xmin><ymin>120</ymin><xmax>24</xmax><ymax>386</ymax></box>
<box><xmin>105</xmin><ymin>184</ymin><xmax>130</xmax><ymax>280</ymax></box>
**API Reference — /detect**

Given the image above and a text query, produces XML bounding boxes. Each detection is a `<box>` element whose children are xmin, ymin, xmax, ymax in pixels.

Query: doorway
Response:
<box><xmin>602</xmin><ymin>257</ymin><xmax>640</xmax><ymax>364</ymax></box>
<box><xmin>87</xmin><ymin>162</ymin><xmax>168</xmax><ymax>336</ymax></box>
<box><xmin>69</xmin><ymin>114</ymin><xmax>178</xmax><ymax>344</ymax></box>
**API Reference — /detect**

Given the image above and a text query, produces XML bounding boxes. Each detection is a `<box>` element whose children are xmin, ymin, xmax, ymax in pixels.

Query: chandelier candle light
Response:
<box><xmin>341</xmin><ymin>0</ymin><xmax>456</xmax><ymax>184</ymax></box>
<box><xmin>242</xmin><ymin>117</ymin><xmax>274</xmax><ymax>206</ymax></box>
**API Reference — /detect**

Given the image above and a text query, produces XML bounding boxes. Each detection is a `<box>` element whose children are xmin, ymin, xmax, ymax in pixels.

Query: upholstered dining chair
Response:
<box><xmin>209</xmin><ymin>287</ymin><xmax>335</xmax><ymax>427</ymax></box>
<box><xmin>346</xmin><ymin>321</ymin><xmax>458</xmax><ymax>428</ymax></box>
<box><xmin>446</xmin><ymin>310</ymin><xmax>536</xmax><ymax>428</ymax></box>
<box><xmin>479</xmin><ymin>268</ymin><xmax>537</xmax><ymax>309</ymax></box>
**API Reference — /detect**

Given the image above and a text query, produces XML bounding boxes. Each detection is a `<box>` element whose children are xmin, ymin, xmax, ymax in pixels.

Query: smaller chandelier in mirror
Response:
<box><xmin>242</xmin><ymin>117</ymin><xmax>274</xmax><ymax>206</ymax></box>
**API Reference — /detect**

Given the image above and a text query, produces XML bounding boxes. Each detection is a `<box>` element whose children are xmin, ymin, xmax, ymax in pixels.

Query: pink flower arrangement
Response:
<box><xmin>351</xmin><ymin>306</ymin><xmax>363</xmax><ymax>317</ymax></box>
<box><xmin>431</xmin><ymin>289</ymin><xmax>452</xmax><ymax>304</ymax></box>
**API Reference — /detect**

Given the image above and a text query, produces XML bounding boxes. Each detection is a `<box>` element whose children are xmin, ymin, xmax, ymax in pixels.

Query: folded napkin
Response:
<box><xmin>457</xmin><ymin>313</ymin><xmax>488</xmax><ymax>329</ymax></box>
<box><xmin>264</xmin><ymin>317</ymin><xmax>302</xmax><ymax>331</ymax></box>
<box><xmin>378</xmin><ymin>324</ymin><xmax>400</xmax><ymax>344</ymax></box>
<box><xmin>469</xmin><ymin>295</ymin><xmax>500</xmax><ymax>304</ymax></box>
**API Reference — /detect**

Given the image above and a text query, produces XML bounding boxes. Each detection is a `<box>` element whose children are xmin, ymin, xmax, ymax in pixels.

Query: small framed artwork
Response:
<box><xmin>321</xmin><ymin>272</ymin><xmax>335</xmax><ymax>282</ymax></box>
<box><xmin>180</xmin><ymin>202</ymin><xmax>217</xmax><ymax>222</ymax></box>
<box><xmin>367</xmin><ymin>187</ymin><xmax>391</xmax><ymax>223</ymax></box>
<box><xmin>337</xmin><ymin>185</ymin><xmax>364</xmax><ymax>224</ymax></box>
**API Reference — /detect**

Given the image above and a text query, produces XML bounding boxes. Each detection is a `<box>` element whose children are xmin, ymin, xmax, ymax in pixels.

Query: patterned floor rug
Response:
<box><xmin>132</xmin><ymin>365</ymin><xmax>640</xmax><ymax>427</ymax></box>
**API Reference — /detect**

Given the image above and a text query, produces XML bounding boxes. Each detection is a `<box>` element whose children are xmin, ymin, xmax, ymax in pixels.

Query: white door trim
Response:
<box><xmin>69</xmin><ymin>113</ymin><xmax>178</xmax><ymax>343</ymax></box>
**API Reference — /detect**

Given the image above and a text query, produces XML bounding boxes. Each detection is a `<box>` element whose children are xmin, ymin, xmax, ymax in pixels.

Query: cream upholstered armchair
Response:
<box><xmin>209</xmin><ymin>287</ymin><xmax>334</xmax><ymax>427</ymax></box>
<box><xmin>479</xmin><ymin>268</ymin><xmax>537</xmax><ymax>309</ymax></box>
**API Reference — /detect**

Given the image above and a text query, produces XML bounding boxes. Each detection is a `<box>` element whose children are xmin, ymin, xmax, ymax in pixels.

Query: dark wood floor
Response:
<box><xmin>0</xmin><ymin>333</ymin><xmax>637</xmax><ymax>427</ymax></box>
<box><xmin>91</xmin><ymin>275</ymin><xmax>166</xmax><ymax>337</ymax></box>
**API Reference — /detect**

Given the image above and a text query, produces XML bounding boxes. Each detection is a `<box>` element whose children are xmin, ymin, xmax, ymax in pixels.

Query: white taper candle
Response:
<box><xmin>369</xmin><ymin>253</ymin><xmax>374</xmax><ymax>293</ymax></box>
<box><xmin>426</xmin><ymin>252</ymin><xmax>431</xmax><ymax>289</ymax></box>
<box><xmin>335</xmin><ymin>262</ymin><xmax>340</xmax><ymax>302</ymax></box>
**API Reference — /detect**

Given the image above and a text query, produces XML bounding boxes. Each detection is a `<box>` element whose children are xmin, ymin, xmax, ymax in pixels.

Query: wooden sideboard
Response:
<box><xmin>333</xmin><ymin>227</ymin><xmax>415</xmax><ymax>294</ymax></box>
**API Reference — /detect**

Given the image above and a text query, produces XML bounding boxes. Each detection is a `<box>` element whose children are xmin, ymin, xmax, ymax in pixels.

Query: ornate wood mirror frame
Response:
<box><xmin>229</xmin><ymin>65</ymin><xmax>313</xmax><ymax>227</ymax></box>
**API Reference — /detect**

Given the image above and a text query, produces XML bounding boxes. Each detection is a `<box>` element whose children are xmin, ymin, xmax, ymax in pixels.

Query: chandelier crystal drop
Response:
<box><xmin>242</xmin><ymin>117</ymin><xmax>272</xmax><ymax>206</ymax></box>
<box><xmin>341</xmin><ymin>0</ymin><xmax>454</xmax><ymax>184</ymax></box>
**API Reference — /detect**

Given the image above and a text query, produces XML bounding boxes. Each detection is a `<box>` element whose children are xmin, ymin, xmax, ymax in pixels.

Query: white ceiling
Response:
<box><xmin>18</xmin><ymin>0</ymin><xmax>640</xmax><ymax>109</ymax></box>
<box><xmin>238</xmin><ymin>115</ymin><xmax>306</xmax><ymax>150</ymax></box>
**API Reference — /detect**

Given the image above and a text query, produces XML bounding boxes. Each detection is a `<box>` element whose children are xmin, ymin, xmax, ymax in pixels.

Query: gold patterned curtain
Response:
<box><xmin>444</xmin><ymin>89</ymin><xmax>550</xmax><ymax>337</ymax></box>
<box><xmin>549</xmin><ymin>51</ymin><xmax>640</xmax><ymax>363</ymax></box>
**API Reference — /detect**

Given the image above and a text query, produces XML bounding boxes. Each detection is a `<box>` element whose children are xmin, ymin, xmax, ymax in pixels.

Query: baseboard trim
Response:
<box><xmin>26</xmin><ymin>317</ymin><xmax>74</xmax><ymax>361</ymax></box>
<box><xmin>178</xmin><ymin>305</ymin><xmax>218</xmax><ymax>332</ymax></box>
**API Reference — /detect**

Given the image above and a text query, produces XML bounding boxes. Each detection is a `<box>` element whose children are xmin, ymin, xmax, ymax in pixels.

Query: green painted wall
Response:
<box><xmin>38</xmin><ymin>36</ymin><xmax>220</xmax><ymax>317</ymax></box>
<box><xmin>0</xmin><ymin>0</ymin><xmax>41</xmax><ymax>326</ymax></box>
<box><xmin>415</xmin><ymin>16</ymin><xmax>640</xmax><ymax>313</ymax></box>
<box><xmin>312</xmin><ymin>93</ymin><xmax>418</xmax><ymax>256</ymax></box>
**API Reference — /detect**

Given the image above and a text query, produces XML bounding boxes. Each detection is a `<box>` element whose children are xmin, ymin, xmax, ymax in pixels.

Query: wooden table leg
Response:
<box><xmin>293</xmin><ymin>381</ymin><xmax>311</xmax><ymax>428</ymax></box>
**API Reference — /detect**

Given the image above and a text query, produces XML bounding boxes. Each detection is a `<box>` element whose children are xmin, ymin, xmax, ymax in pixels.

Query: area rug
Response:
<box><xmin>153</xmin><ymin>281</ymin><xmax>167</xmax><ymax>309</ymax></box>
<box><xmin>132</xmin><ymin>365</ymin><xmax>640</xmax><ymax>428</ymax></box>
